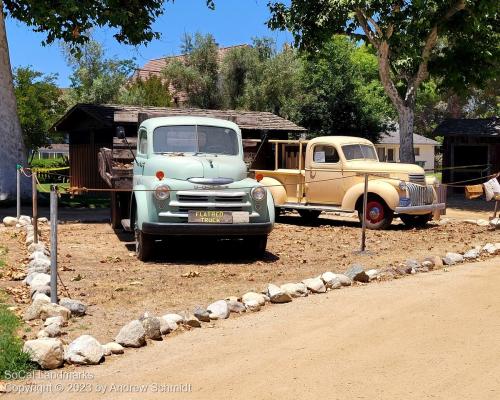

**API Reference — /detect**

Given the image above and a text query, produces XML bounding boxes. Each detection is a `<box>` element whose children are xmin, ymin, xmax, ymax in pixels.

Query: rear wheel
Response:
<box><xmin>298</xmin><ymin>209</ymin><xmax>322</xmax><ymax>221</ymax></box>
<box><xmin>358</xmin><ymin>197</ymin><xmax>394</xmax><ymax>230</ymax></box>
<box><xmin>247</xmin><ymin>235</ymin><xmax>268</xmax><ymax>257</ymax></box>
<box><xmin>400</xmin><ymin>213</ymin><xmax>432</xmax><ymax>228</ymax></box>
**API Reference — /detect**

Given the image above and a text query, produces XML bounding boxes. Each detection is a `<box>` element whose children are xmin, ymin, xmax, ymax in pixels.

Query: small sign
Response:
<box><xmin>188</xmin><ymin>210</ymin><xmax>233</xmax><ymax>224</ymax></box>
<box><xmin>313</xmin><ymin>151</ymin><xmax>325</xmax><ymax>163</ymax></box>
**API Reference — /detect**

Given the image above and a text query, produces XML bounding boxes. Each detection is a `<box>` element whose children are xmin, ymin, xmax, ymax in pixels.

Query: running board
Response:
<box><xmin>121</xmin><ymin>219</ymin><xmax>132</xmax><ymax>232</ymax></box>
<box><xmin>280</xmin><ymin>203</ymin><xmax>354</xmax><ymax>213</ymax></box>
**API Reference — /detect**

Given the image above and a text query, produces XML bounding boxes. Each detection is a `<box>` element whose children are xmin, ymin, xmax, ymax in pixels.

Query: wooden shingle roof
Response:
<box><xmin>434</xmin><ymin>117</ymin><xmax>499</xmax><ymax>136</ymax></box>
<box><xmin>53</xmin><ymin>103</ymin><xmax>306</xmax><ymax>133</ymax></box>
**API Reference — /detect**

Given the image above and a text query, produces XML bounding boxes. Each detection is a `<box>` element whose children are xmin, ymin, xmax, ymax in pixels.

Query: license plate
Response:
<box><xmin>188</xmin><ymin>210</ymin><xmax>233</xmax><ymax>224</ymax></box>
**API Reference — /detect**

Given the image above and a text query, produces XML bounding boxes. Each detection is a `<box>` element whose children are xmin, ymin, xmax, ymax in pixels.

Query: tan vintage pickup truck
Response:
<box><xmin>254</xmin><ymin>136</ymin><xmax>446</xmax><ymax>229</ymax></box>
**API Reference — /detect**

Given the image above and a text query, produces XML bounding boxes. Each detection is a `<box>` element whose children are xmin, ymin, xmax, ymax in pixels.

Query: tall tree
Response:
<box><xmin>268</xmin><ymin>0</ymin><xmax>499</xmax><ymax>163</ymax></box>
<box><xmin>118</xmin><ymin>76</ymin><xmax>172</xmax><ymax>107</ymax></box>
<box><xmin>163</xmin><ymin>33</ymin><xmax>222</xmax><ymax>109</ymax></box>
<box><xmin>0</xmin><ymin>0</ymin><xmax>214</xmax><ymax>200</ymax></box>
<box><xmin>13</xmin><ymin>66</ymin><xmax>67</xmax><ymax>152</ymax></box>
<box><xmin>64</xmin><ymin>40</ymin><xmax>135</xmax><ymax>104</ymax></box>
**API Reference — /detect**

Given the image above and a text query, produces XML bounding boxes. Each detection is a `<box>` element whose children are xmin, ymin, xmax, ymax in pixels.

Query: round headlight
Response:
<box><xmin>398</xmin><ymin>181</ymin><xmax>407</xmax><ymax>191</ymax></box>
<box><xmin>154</xmin><ymin>185</ymin><xmax>170</xmax><ymax>201</ymax></box>
<box><xmin>251</xmin><ymin>186</ymin><xmax>266</xmax><ymax>201</ymax></box>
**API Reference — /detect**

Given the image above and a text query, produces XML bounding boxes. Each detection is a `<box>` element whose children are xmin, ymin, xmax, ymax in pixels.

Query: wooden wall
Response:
<box><xmin>70</xmin><ymin>143</ymin><xmax>110</xmax><ymax>190</ymax></box>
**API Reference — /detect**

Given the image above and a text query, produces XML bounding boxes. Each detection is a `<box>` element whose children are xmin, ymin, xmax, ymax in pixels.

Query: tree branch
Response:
<box><xmin>408</xmin><ymin>0</ymin><xmax>466</xmax><ymax>100</ymax></box>
<box><xmin>377</xmin><ymin>41</ymin><xmax>404</xmax><ymax>110</ymax></box>
<box><xmin>355</xmin><ymin>9</ymin><xmax>380</xmax><ymax>48</ymax></box>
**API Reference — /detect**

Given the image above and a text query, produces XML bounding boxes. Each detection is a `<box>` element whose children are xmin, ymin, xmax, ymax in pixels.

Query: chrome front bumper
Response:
<box><xmin>395</xmin><ymin>203</ymin><xmax>446</xmax><ymax>213</ymax></box>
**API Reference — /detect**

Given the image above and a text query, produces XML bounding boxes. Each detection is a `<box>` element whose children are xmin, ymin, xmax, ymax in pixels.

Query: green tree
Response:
<box><xmin>13</xmin><ymin>66</ymin><xmax>67</xmax><ymax>152</ymax></box>
<box><xmin>163</xmin><ymin>33</ymin><xmax>222</xmax><ymax>109</ymax></box>
<box><xmin>296</xmin><ymin>36</ymin><xmax>392</xmax><ymax>142</ymax></box>
<box><xmin>0</xmin><ymin>0</ymin><xmax>214</xmax><ymax>200</ymax></box>
<box><xmin>268</xmin><ymin>0</ymin><xmax>499</xmax><ymax>163</ymax></box>
<box><xmin>118</xmin><ymin>76</ymin><xmax>172</xmax><ymax>107</ymax></box>
<box><xmin>64</xmin><ymin>40</ymin><xmax>136</xmax><ymax>104</ymax></box>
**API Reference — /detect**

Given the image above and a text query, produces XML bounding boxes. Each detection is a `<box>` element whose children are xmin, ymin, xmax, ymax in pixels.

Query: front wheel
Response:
<box><xmin>247</xmin><ymin>235</ymin><xmax>268</xmax><ymax>257</ymax></box>
<box><xmin>400</xmin><ymin>213</ymin><xmax>432</xmax><ymax>228</ymax></box>
<box><xmin>135</xmin><ymin>229</ymin><xmax>154</xmax><ymax>261</ymax></box>
<box><xmin>358</xmin><ymin>198</ymin><xmax>394</xmax><ymax>230</ymax></box>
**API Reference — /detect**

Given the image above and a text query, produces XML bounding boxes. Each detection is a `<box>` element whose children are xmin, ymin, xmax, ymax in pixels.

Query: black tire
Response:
<box><xmin>357</xmin><ymin>197</ymin><xmax>394</xmax><ymax>230</ymax></box>
<box><xmin>247</xmin><ymin>235</ymin><xmax>268</xmax><ymax>257</ymax></box>
<box><xmin>135</xmin><ymin>229</ymin><xmax>154</xmax><ymax>261</ymax></box>
<box><xmin>298</xmin><ymin>209</ymin><xmax>322</xmax><ymax>221</ymax></box>
<box><xmin>400</xmin><ymin>213</ymin><xmax>432</xmax><ymax>228</ymax></box>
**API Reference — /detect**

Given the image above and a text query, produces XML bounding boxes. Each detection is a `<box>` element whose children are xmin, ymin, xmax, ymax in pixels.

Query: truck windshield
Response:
<box><xmin>153</xmin><ymin>125</ymin><xmax>239</xmax><ymax>155</ymax></box>
<box><xmin>342</xmin><ymin>144</ymin><xmax>378</xmax><ymax>161</ymax></box>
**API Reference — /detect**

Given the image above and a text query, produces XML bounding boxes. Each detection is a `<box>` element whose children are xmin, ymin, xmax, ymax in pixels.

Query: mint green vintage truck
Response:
<box><xmin>119</xmin><ymin>117</ymin><xmax>275</xmax><ymax>261</ymax></box>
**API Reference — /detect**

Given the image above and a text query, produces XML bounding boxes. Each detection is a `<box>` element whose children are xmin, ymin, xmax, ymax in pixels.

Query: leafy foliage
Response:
<box><xmin>163</xmin><ymin>33</ymin><xmax>222</xmax><ymax>109</ymax></box>
<box><xmin>119</xmin><ymin>76</ymin><xmax>172</xmax><ymax>107</ymax></box>
<box><xmin>13</xmin><ymin>67</ymin><xmax>67</xmax><ymax>151</ymax></box>
<box><xmin>64</xmin><ymin>40</ymin><xmax>136</xmax><ymax>104</ymax></box>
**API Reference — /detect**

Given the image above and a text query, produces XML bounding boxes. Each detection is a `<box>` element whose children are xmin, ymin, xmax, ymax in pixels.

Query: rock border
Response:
<box><xmin>2</xmin><ymin>215</ymin><xmax>500</xmax><ymax>370</ymax></box>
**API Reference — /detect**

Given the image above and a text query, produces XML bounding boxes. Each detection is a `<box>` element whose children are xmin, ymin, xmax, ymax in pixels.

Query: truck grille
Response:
<box><xmin>408</xmin><ymin>173</ymin><xmax>426</xmax><ymax>185</ymax></box>
<box><xmin>172</xmin><ymin>190</ymin><xmax>251</xmax><ymax>213</ymax></box>
<box><xmin>407</xmin><ymin>183</ymin><xmax>434</xmax><ymax>206</ymax></box>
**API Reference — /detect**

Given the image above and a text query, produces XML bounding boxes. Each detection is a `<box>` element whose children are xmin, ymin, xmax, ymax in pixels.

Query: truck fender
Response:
<box><xmin>260</xmin><ymin>177</ymin><xmax>287</xmax><ymax>206</ymax></box>
<box><xmin>130</xmin><ymin>185</ymin><xmax>150</xmax><ymax>231</ymax></box>
<box><xmin>341</xmin><ymin>180</ymin><xmax>400</xmax><ymax>211</ymax></box>
<box><xmin>265</xmin><ymin>188</ymin><xmax>276</xmax><ymax>224</ymax></box>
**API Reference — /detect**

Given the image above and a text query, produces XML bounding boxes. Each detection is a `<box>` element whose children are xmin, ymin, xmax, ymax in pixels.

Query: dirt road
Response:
<box><xmin>8</xmin><ymin>257</ymin><xmax>498</xmax><ymax>400</ymax></box>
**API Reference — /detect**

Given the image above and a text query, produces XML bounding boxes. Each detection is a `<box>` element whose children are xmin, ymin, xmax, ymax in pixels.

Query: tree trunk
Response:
<box><xmin>0</xmin><ymin>5</ymin><xmax>28</xmax><ymax>201</ymax></box>
<box><xmin>398</xmin><ymin>105</ymin><xmax>416</xmax><ymax>164</ymax></box>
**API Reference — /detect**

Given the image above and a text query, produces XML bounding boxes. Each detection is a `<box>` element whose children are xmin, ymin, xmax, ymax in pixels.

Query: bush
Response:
<box><xmin>30</xmin><ymin>157</ymin><xmax>68</xmax><ymax>169</ymax></box>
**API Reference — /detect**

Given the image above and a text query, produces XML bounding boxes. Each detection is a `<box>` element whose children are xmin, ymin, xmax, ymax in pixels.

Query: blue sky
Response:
<box><xmin>6</xmin><ymin>0</ymin><xmax>293</xmax><ymax>87</ymax></box>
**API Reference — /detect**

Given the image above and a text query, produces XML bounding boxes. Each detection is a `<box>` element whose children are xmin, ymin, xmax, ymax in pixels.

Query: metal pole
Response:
<box><xmin>360</xmin><ymin>173</ymin><xmax>369</xmax><ymax>252</ymax></box>
<box><xmin>50</xmin><ymin>185</ymin><xmax>58</xmax><ymax>304</ymax></box>
<box><xmin>32</xmin><ymin>171</ymin><xmax>38</xmax><ymax>244</ymax></box>
<box><xmin>16</xmin><ymin>165</ymin><xmax>21</xmax><ymax>220</ymax></box>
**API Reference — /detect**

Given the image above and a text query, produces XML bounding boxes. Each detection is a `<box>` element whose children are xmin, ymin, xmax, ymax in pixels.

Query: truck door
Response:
<box><xmin>306</xmin><ymin>144</ymin><xmax>343</xmax><ymax>205</ymax></box>
<box><xmin>133</xmin><ymin>128</ymin><xmax>148</xmax><ymax>180</ymax></box>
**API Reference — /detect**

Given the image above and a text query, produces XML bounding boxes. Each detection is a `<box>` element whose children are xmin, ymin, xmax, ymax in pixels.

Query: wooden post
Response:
<box><xmin>360</xmin><ymin>173</ymin><xmax>369</xmax><ymax>252</ymax></box>
<box><xmin>50</xmin><ymin>185</ymin><xmax>58</xmax><ymax>304</ymax></box>
<box><xmin>32</xmin><ymin>171</ymin><xmax>38</xmax><ymax>244</ymax></box>
<box><xmin>16</xmin><ymin>164</ymin><xmax>21</xmax><ymax>219</ymax></box>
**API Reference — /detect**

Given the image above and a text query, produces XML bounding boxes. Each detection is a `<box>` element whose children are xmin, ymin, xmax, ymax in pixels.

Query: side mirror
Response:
<box><xmin>116</xmin><ymin>126</ymin><xmax>126</xmax><ymax>139</ymax></box>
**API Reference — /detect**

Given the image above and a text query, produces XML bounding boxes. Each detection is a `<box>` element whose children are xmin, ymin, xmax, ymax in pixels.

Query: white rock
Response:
<box><xmin>443</xmin><ymin>252</ymin><xmax>464</xmax><ymax>265</ymax></box>
<box><xmin>28</xmin><ymin>242</ymin><xmax>49</xmax><ymax>254</ymax></box>
<box><xmin>226</xmin><ymin>299</ymin><xmax>246</xmax><ymax>313</ymax></box>
<box><xmin>365</xmin><ymin>269</ymin><xmax>379</xmax><ymax>281</ymax></box>
<box><xmin>244</xmin><ymin>300</ymin><xmax>261</xmax><ymax>311</ymax></box>
<box><xmin>335</xmin><ymin>274</ymin><xmax>352</xmax><ymax>286</ymax></box>
<box><xmin>23</xmin><ymin>338</ymin><xmax>64</xmax><ymax>369</ymax></box>
<box><xmin>162</xmin><ymin>313</ymin><xmax>183</xmax><ymax>324</ymax></box>
<box><xmin>207</xmin><ymin>300</ymin><xmax>231</xmax><ymax>319</ymax></box>
<box><xmin>30</xmin><ymin>285</ymin><xmax>51</xmax><ymax>298</ymax></box>
<box><xmin>242</xmin><ymin>292</ymin><xmax>267</xmax><ymax>307</ymax></box>
<box><xmin>280</xmin><ymin>282</ymin><xmax>308</xmax><ymax>298</ymax></box>
<box><xmin>28</xmin><ymin>273</ymin><xmax>51</xmax><ymax>288</ymax></box>
<box><xmin>38</xmin><ymin>217</ymin><xmax>49</xmax><ymax>223</ymax></box>
<box><xmin>44</xmin><ymin>316</ymin><xmax>66</xmax><ymax>327</ymax></box>
<box><xmin>141</xmin><ymin>317</ymin><xmax>162</xmax><ymax>340</ymax></box>
<box><xmin>116</xmin><ymin>320</ymin><xmax>146</xmax><ymax>347</ymax></box>
<box><xmin>29</xmin><ymin>251</ymin><xmax>50</xmax><ymax>261</ymax></box>
<box><xmin>42</xmin><ymin>323</ymin><xmax>62</xmax><ymax>338</ymax></box>
<box><xmin>24</xmin><ymin>298</ymin><xmax>51</xmax><ymax>321</ymax></box>
<box><xmin>19</xmin><ymin>215</ymin><xmax>31</xmax><ymax>225</ymax></box>
<box><xmin>159</xmin><ymin>316</ymin><xmax>178</xmax><ymax>334</ymax></box>
<box><xmin>463</xmin><ymin>248</ymin><xmax>480</xmax><ymax>260</ymax></box>
<box><xmin>103</xmin><ymin>342</ymin><xmax>124</xmax><ymax>355</ymax></box>
<box><xmin>180</xmin><ymin>311</ymin><xmax>201</xmax><ymax>327</ymax></box>
<box><xmin>65</xmin><ymin>335</ymin><xmax>104</xmax><ymax>365</ymax></box>
<box><xmin>302</xmin><ymin>277</ymin><xmax>326</xmax><ymax>293</ymax></box>
<box><xmin>320</xmin><ymin>272</ymin><xmax>342</xmax><ymax>289</ymax></box>
<box><xmin>476</xmin><ymin>219</ymin><xmax>490</xmax><ymax>226</ymax></box>
<box><xmin>482</xmin><ymin>243</ymin><xmax>497</xmax><ymax>255</ymax></box>
<box><xmin>39</xmin><ymin>303</ymin><xmax>71</xmax><ymax>321</ymax></box>
<box><xmin>267</xmin><ymin>284</ymin><xmax>293</xmax><ymax>303</ymax></box>
<box><xmin>33</xmin><ymin>293</ymin><xmax>51</xmax><ymax>303</ymax></box>
<box><xmin>489</xmin><ymin>218</ymin><xmax>500</xmax><ymax>229</ymax></box>
<box><xmin>36</xmin><ymin>330</ymin><xmax>49</xmax><ymax>339</ymax></box>
<box><xmin>2</xmin><ymin>216</ymin><xmax>17</xmax><ymax>227</ymax></box>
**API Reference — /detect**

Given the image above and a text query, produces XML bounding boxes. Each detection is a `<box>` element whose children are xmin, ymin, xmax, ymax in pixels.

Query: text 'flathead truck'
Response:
<box><xmin>254</xmin><ymin>136</ymin><xmax>446</xmax><ymax>229</ymax></box>
<box><xmin>121</xmin><ymin>117</ymin><xmax>275</xmax><ymax>261</ymax></box>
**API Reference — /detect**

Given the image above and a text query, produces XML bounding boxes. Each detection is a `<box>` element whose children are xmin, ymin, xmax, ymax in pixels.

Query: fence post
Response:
<box><xmin>360</xmin><ymin>173</ymin><xmax>369</xmax><ymax>253</ymax></box>
<box><xmin>16</xmin><ymin>164</ymin><xmax>21</xmax><ymax>220</ymax></box>
<box><xmin>50</xmin><ymin>185</ymin><xmax>58</xmax><ymax>304</ymax></box>
<box><xmin>32</xmin><ymin>171</ymin><xmax>38</xmax><ymax>244</ymax></box>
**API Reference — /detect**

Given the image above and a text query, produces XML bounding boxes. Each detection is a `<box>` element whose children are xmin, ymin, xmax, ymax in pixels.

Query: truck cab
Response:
<box><xmin>129</xmin><ymin>116</ymin><xmax>275</xmax><ymax>260</ymax></box>
<box><xmin>255</xmin><ymin>136</ymin><xmax>445</xmax><ymax>229</ymax></box>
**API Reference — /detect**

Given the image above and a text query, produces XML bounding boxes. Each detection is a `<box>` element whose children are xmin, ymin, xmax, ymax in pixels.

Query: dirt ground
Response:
<box><xmin>5</xmin><ymin>257</ymin><xmax>500</xmax><ymax>400</ymax></box>
<box><xmin>1</xmin><ymin>204</ymin><xmax>498</xmax><ymax>345</ymax></box>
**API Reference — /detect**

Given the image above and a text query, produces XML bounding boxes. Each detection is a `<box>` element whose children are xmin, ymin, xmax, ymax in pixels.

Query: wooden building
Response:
<box><xmin>435</xmin><ymin>117</ymin><xmax>499</xmax><ymax>190</ymax></box>
<box><xmin>52</xmin><ymin>103</ymin><xmax>306</xmax><ymax>192</ymax></box>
